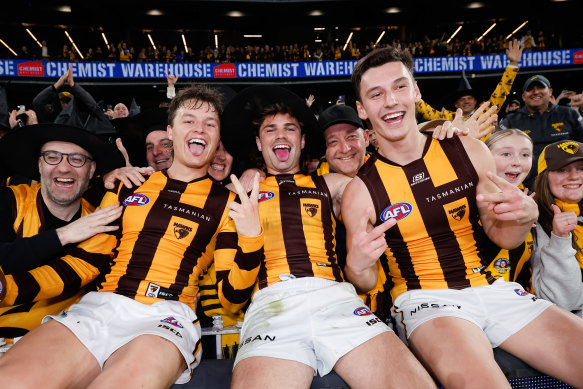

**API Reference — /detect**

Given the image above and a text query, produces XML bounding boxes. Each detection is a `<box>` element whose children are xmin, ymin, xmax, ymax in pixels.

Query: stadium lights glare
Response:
<box><xmin>148</xmin><ymin>33</ymin><xmax>157</xmax><ymax>51</ymax></box>
<box><xmin>214</xmin><ymin>34</ymin><xmax>218</xmax><ymax>49</ymax></box>
<box><xmin>314</xmin><ymin>27</ymin><xmax>325</xmax><ymax>31</ymax></box>
<box><xmin>101</xmin><ymin>32</ymin><xmax>109</xmax><ymax>46</ymax></box>
<box><xmin>181</xmin><ymin>34</ymin><xmax>189</xmax><ymax>52</ymax></box>
<box><xmin>0</xmin><ymin>38</ymin><xmax>18</xmax><ymax>56</ymax></box>
<box><xmin>64</xmin><ymin>30</ymin><xmax>84</xmax><ymax>59</ymax></box>
<box><xmin>343</xmin><ymin>32</ymin><xmax>353</xmax><ymax>51</ymax></box>
<box><xmin>227</xmin><ymin>11</ymin><xmax>244</xmax><ymax>17</ymax></box>
<box><xmin>477</xmin><ymin>23</ymin><xmax>496</xmax><ymax>42</ymax></box>
<box><xmin>374</xmin><ymin>31</ymin><xmax>386</xmax><ymax>48</ymax></box>
<box><xmin>244</xmin><ymin>35</ymin><xmax>262</xmax><ymax>38</ymax></box>
<box><xmin>446</xmin><ymin>26</ymin><xmax>463</xmax><ymax>44</ymax></box>
<box><xmin>26</xmin><ymin>28</ymin><xmax>42</xmax><ymax>48</ymax></box>
<box><xmin>506</xmin><ymin>20</ymin><xmax>528</xmax><ymax>40</ymax></box>
<box><xmin>309</xmin><ymin>10</ymin><xmax>324</xmax><ymax>16</ymax></box>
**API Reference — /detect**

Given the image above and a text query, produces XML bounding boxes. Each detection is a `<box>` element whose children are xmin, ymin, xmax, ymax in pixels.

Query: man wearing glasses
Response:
<box><xmin>0</xmin><ymin>123</ymin><xmax>125</xmax><ymax>338</ymax></box>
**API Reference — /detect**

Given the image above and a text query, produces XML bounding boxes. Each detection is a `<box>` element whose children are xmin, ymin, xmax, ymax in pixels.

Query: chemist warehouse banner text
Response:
<box><xmin>1</xmin><ymin>49</ymin><xmax>582</xmax><ymax>80</ymax></box>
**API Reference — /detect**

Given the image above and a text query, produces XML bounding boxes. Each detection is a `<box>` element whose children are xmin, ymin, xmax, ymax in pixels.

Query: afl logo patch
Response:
<box><xmin>123</xmin><ymin>193</ymin><xmax>150</xmax><ymax>206</ymax></box>
<box><xmin>380</xmin><ymin>202</ymin><xmax>412</xmax><ymax>222</ymax></box>
<box><xmin>354</xmin><ymin>307</ymin><xmax>373</xmax><ymax>316</ymax></box>
<box><xmin>161</xmin><ymin>317</ymin><xmax>184</xmax><ymax>328</ymax></box>
<box><xmin>514</xmin><ymin>289</ymin><xmax>529</xmax><ymax>296</ymax></box>
<box><xmin>258</xmin><ymin>191</ymin><xmax>275</xmax><ymax>203</ymax></box>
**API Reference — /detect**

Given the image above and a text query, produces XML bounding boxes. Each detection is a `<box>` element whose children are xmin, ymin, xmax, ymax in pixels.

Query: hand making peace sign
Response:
<box><xmin>227</xmin><ymin>173</ymin><xmax>262</xmax><ymax>237</ymax></box>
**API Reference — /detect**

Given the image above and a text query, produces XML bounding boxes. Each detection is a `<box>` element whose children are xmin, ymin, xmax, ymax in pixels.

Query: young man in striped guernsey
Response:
<box><xmin>220</xmin><ymin>86</ymin><xmax>435</xmax><ymax>388</ymax></box>
<box><xmin>0</xmin><ymin>123</ymin><xmax>125</xmax><ymax>338</ymax></box>
<box><xmin>344</xmin><ymin>46</ymin><xmax>583</xmax><ymax>387</ymax></box>
<box><xmin>0</xmin><ymin>85</ymin><xmax>264</xmax><ymax>388</ymax></box>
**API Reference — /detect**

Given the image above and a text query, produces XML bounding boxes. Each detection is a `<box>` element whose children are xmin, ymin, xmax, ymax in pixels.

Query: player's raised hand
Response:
<box><xmin>227</xmin><ymin>173</ymin><xmax>262</xmax><ymax>237</ymax></box>
<box><xmin>432</xmin><ymin>109</ymin><xmax>468</xmax><ymax>140</ymax></box>
<box><xmin>465</xmin><ymin>102</ymin><xmax>498</xmax><ymax>139</ymax></box>
<box><xmin>476</xmin><ymin>171</ymin><xmax>538</xmax><ymax>223</ymax></box>
<box><xmin>349</xmin><ymin>208</ymin><xmax>396</xmax><ymax>271</ymax></box>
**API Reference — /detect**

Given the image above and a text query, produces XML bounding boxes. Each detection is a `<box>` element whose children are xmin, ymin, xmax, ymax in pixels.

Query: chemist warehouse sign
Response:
<box><xmin>1</xmin><ymin>48</ymin><xmax>582</xmax><ymax>80</ymax></box>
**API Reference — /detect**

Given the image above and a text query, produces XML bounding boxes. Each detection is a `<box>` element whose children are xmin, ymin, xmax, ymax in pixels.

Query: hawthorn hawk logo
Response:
<box><xmin>173</xmin><ymin>222</ymin><xmax>192</xmax><ymax>239</ymax></box>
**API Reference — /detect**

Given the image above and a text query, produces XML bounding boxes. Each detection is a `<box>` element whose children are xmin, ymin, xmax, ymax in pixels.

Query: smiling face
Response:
<box><xmin>454</xmin><ymin>95</ymin><xmax>477</xmax><ymax>116</ymax></box>
<box><xmin>522</xmin><ymin>83</ymin><xmax>552</xmax><ymax>114</ymax></box>
<box><xmin>38</xmin><ymin>141</ymin><xmax>96</xmax><ymax>209</ymax></box>
<box><xmin>547</xmin><ymin>160</ymin><xmax>583</xmax><ymax>203</ymax></box>
<box><xmin>145</xmin><ymin>130</ymin><xmax>173</xmax><ymax>171</ymax></box>
<box><xmin>490</xmin><ymin>134</ymin><xmax>533</xmax><ymax>186</ymax></box>
<box><xmin>324</xmin><ymin>123</ymin><xmax>369</xmax><ymax>177</ymax></box>
<box><xmin>208</xmin><ymin>141</ymin><xmax>234</xmax><ymax>182</ymax></box>
<box><xmin>167</xmin><ymin>99</ymin><xmax>220</xmax><ymax>180</ymax></box>
<box><xmin>113</xmin><ymin>103</ymin><xmax>129</xmax><ymax>118</ymax></box>
<box><xmin>255</xmin><ymin>112</ymin><xmax>305</xmax><ymax>175</ymax></box>
<box><xmin>355</xmin><ymin>61</ymin><xmax>421</xmax><ymax>145</ymax></box>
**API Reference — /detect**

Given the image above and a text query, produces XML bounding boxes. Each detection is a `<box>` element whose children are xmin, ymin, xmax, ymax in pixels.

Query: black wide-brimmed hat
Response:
<box><xmin>0</xmin><ymin>123</ymin><xmax>126</xmax><ymax>180</ymax></box>
<box><xmin>221</xmin><ymin>85</ymin><xmax>324</xmax><ymax>164</ymax></box>
<box><xmin>450</xmin><ymin>69</ymin><xmax>480</xmax><ymax>104</ymax></box>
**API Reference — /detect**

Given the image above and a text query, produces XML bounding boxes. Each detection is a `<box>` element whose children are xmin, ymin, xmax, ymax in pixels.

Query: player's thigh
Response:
<box><xmin>0</xmin><ymin>319</ymin><xmax>100</xmax><ymax>389</ymax></box>
<box><xmin>334</xmin><ymin>331</ymin><xmax>436</xmax><ymax>389</ymax></box>
<box><xmin>88</xmin><ymin>334</ymin><xmax>186</xmax><ymax>389</ymax></box>
<box><xmin>500</xmin><ymin>305</ymin><xmax>583</xmax><ymax>387</ymax></box>
<box><xmin>231</xmin><ymin>356</ymin><xmax>314</xmax><ymax>389</ymax></box>
<box><xmin>409</xmin><ymin>316</ymin><xmax>510</xmax><ymax>389</ymax></box>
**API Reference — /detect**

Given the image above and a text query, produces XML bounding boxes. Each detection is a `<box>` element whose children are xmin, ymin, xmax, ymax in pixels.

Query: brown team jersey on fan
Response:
<box><xmin>217</xmin><ymin>173</ymin><xmax>343</xmax><ymax>305</ymax></box>
<box><xmin>357</xmin><ymin>136</ymin><xmax>495</xmax><ymax>301</ymax></box>
<box><xmin>72</xmin><ymin>170</ymin><xmax>263</xmax><ymax>314</ymax></box>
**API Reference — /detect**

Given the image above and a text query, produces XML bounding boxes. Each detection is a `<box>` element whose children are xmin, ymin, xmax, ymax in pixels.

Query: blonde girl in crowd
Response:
<box><xmin>484</xmin><ymin>129</ymin><xmax>534</xmax><ymax>287</ymax></box>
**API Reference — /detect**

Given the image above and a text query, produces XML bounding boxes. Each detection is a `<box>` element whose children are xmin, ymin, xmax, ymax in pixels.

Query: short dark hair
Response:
<box><xmin>253</xmin><ymin>103</ymin><xmax>304</xmax><ymax>135</ymax></box>
<box><xmin>351</xmin><ymin>46</ymin><xmax>415</xmax><ymax>101</ymax></box>
<box><xmin>167</xmin><ymin>84</ymin><xmax>224</xmax><ymax>127</ymax></box>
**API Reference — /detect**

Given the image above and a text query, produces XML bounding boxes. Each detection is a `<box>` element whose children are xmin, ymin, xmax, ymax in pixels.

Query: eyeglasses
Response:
<box><xmin>40</xmin><ymin>150</ymin><xmax>93</xmax><ymax>168</ymax></box>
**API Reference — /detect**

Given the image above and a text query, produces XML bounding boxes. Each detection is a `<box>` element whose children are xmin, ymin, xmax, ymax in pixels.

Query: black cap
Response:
<box><xmin>318</xmin><ymin>105</ymin><xmax>364</xmax><ymax>132</ymax></box>
<box><xmin>523</xmin><ymin>75</ymin><xmax>551</xmax><ymax>92</ymax></box>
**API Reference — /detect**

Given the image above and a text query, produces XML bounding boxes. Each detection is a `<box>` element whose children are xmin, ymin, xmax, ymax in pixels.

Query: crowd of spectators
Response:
<box><xmin>12</xmin><ymin>30</ymin><xmax>554</xmax><ymax>63</ymax></box>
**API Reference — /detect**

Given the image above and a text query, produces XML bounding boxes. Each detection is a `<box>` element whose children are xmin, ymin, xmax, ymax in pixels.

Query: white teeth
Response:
<box><xmin>274</xmin><ymin>144</ymin><xmax>290</xmax><ymax>150</ymax></box>
<box><xmin>156</xmin><ymin>159</ymin><xmax>167</xmax><ymax>163</ymax></box>
<box><xmin>211</xmin><ymin>164</ymin><xmax>225</xmax><ymax>171</ymax></box>
<box><xmin>189</xmin><ymin>139</ymin><xmax>206</xmax><ymax>146</ymax></box>
<box><xmin>383</xmin><ymin>112</ymin><xmax>404</xmax><ymax>120</ymax></box>
<box><xmin>56</xmin><ymin>178</ymin><xmax>73</xmax><ymax>182</ymax></box>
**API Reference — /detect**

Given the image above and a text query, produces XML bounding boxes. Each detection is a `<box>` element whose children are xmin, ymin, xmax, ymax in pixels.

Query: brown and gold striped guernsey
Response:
<box><xmin>256</xmin><ymin>173</ymin><xmax>343</xmax><ymax>289</ymax></box>
<box><xmin>97</xmin><ymin>170</ymin><xmax>263</xmax><ymax>313</ymax></box>
<box><xmin>0</xmin><ymin>184</ymin><xmax>96</xmax><ymax>338</ymax></box>
<box><xmin>358</xmin><ymin>136</ymin><xmax>495</xmax><ymax>301</ymax></box>
<box><xmin>484</xmin><ymin>232</ymin><xmax>534</xmax><ymax>291</ymax></box>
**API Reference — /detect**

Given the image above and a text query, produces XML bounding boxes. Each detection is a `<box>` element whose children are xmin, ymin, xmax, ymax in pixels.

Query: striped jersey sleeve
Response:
<box><xmin>0</xmin><ymin>190</ymin><xmax>119</xmax><ymax>307</ymax></box>
<box><xmin>214</xmin><ymin>199</ymin><xmax>264</xmax><ymax>314</ymax></box>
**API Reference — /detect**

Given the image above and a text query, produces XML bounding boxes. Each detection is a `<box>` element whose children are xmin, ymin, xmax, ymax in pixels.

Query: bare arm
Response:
<box><xmin>323</xmin><ymin>173</ymin><xmax>352</xmax><ymax>217</ymax></box>
<box><xmin>342</xmin><ymin>177</ymin><xmax>395</xmax><ymax>293</ymax></box>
